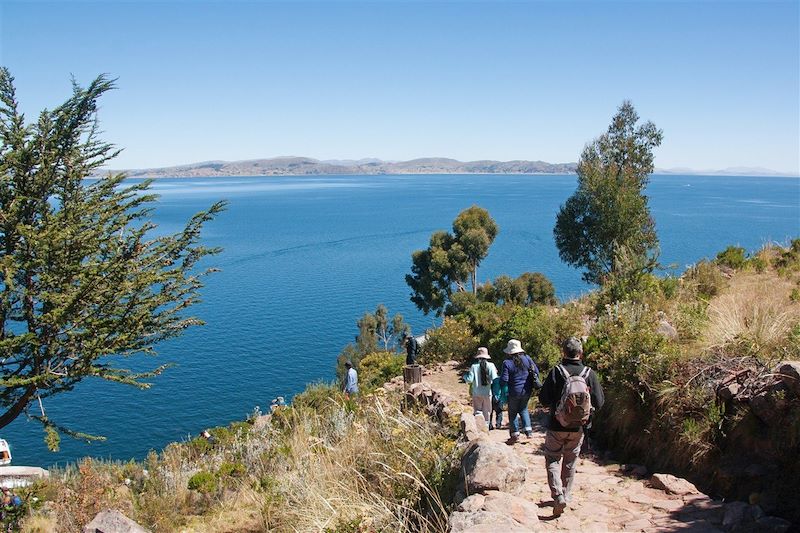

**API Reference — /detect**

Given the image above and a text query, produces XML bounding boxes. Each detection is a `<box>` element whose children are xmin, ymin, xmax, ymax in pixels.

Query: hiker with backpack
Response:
<box><xmin>499</xmin><ymin>339</ymin><xmax>542</xmax><ymax>442</ymax></box>
<box><xmin>404</xmin><ymin>334</ymin><xmax>421</xmax><ymax>366</ymax></box>
<box><xmin>538</xmin><ymin>337</ymin><xmax>604</xmax><ymax>517</ymax></box>
<box><xmin>463</xmin><ymin>347</ymin><xmax>499</xmax><ymax>427</ymax></box>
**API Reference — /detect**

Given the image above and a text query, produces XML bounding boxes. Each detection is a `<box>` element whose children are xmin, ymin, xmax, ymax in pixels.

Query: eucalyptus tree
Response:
<box><xmin>406</xmin><ymin>206</ymin><xmax>498</xmax><ymax>315</ymax></box>
<box><xmin>554</xmin><ymin>101</ymin><xmax>663</xmax><ymax>285</ymax></box>
<box><xmin>0</xmin><ymin>69</ymin><xmax>224</xmax><ymax>449</ymax></box>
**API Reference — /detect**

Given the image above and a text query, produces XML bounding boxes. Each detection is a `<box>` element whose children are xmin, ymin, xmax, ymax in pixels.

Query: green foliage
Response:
<box><xmin>218</xmin><ymin>461</ymin><xmax>246</xmax><ymax>478</ymax></box>
<box><xmin>0</xmin><ymin>69</ymin><xmax>223</xmax><ymax>438</ymax></box>
<box><xmin>488</xmin><ymin>306</ymin><xmax>571</xmax><ymax>370</ymax></box>
<box><xmin>336</xmin><ymin>304</ymin><xmax>409</xmax><ymax>380</ymax></box>
<box><xmin>715</xmin><ymin>246</ymin><xmax>747</xmax><ymax>269</ymax></box>
<box><xmin>554</xmin><ymin>101</ymin><xmax>662</xmax><ymax>286</ymax></box>
<box><xmin>406</xmin><ymin>206</ymin><xmax>498</xmax><ymax>315</ymax></box>
<box><xmin>457</xmin><ymin>302</ymin><xmax>516</xmax><ymax>348</ymax></box>
<box><xmin>672</xmin><ymin>301</ymin><xmax>709</xmax><ymax>341</ymax></box>
<box><xmin>358</xmin><ymin>351</ymin><xmax>405</xmax><ymax>390</ymax></box>
<box><xmin>475</xmin><ymin>272</ymin><xmax>557</xmax><ymax>308</ymax></box>
<box><xmin>775</xmin><ymin>238</ymin><xmax>800</xmax><ymax>273</ymax></box>
<box><xmin>291</xmin><ymin>382</ymin><xmax>342</xmax><ymax>412</ymax></box>
<box><xmin>187</xmin><ymin>471</ymin><xmax>217</xmax><ymax>493</ymax></box>
<box><xmin>586</xmin><ymin>302</ymin><xmax>677</xmax><ymax>403</ymax></box>
<box><xmin>420</xmin><ymin>318</ymin><xmax>479</xmax><ymax>364</ymax></box>
<box><xmin>684</xmin><ymin>260</ymin><xmax>726</xmax><ymax>299</ymax></box>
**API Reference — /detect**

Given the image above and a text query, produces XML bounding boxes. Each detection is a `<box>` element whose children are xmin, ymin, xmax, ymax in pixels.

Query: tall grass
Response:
<box><xmin>26</xmin><ymin>389</ymin><xmax>458</xmax><ymax>533</ymax></box>
<box><xmin>704</xmin><ymin>273</ymin><xmax>800</xmax><ymax>361</ymax></box>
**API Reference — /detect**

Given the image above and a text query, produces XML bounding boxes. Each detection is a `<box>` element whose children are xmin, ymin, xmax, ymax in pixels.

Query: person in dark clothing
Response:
<box><xmin>538</xmin><ymin>337</ymin><xmax>604</xmax><ymax>517</ymax></box>
<box><xmin>404</xmin><ymin>334</ymin><xmax>420</xmax><ymax>366</ymax></box>
<box><xmin>499</xmin><ymin>339</ymin><xmax>540</xmax><ymax>442</ymax></box>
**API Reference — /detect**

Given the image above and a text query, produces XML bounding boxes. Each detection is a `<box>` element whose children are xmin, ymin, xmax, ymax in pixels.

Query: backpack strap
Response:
<box><xmin>557</xmin><ymin>364</ymin><xmax>570</xmax><ymax>380</ymax></box>
<box><xmin>579</xmin><ymin>366</ymin><xmax>591</xmax><ymax>379</ymax></box>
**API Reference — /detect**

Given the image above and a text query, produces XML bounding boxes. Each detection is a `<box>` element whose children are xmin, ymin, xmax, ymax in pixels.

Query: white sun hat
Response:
<box><xmin>475</xmin><ymin>347</ymin><xmax>491</xmax><ymax>359</ymax></box>
<box><xmin>502</xmin><ymin>339</ymin><xmax>525</xmax><ymax>355</ymax></box>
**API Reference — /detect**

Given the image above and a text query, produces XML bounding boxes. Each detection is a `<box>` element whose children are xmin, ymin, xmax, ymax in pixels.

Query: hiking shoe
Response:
<box><xmin>507</xmin><ymin>433</ymin><xmax>520</xmax><ymax>444</ymax></box>
<box><xmin>553</xmin><ymin>495</ymin><xmax>566</xmax><ymax>517</ymax></box>
<box><xmin>524</xmin><ymin>431</ymin><xmax>534</xmax><ymax>438</ymax></box>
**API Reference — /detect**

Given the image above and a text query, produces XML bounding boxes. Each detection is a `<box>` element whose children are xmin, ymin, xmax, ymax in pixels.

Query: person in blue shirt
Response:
<box><xmin>500</xmin><ymin>339</ymin><xmax>541</xmax><ymax>442</ymax></box>
<box><xmin>463</xmin><ymin>347</ymin><xmax>498</xmax><ymax>427</ymax></box>
<box><xmin>342</xmin><ymin>361</ymin><xmax>359</xmax><ymax>397</ymax></box>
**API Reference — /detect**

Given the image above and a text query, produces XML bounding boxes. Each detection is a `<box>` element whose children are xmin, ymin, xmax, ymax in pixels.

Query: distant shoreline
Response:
<box><xmin>102</xmin><ymin>171</ymin><xmax>800</xmax><ymax>180</ymax></box>
<box><xmin>96</xmin><ymin>156</ymin><xmax>798</xmax><ymax>179</ymax></box>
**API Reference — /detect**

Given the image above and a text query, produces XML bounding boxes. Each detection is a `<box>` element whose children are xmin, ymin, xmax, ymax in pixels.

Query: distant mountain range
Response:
<box><xmin>100</xmin><ymin>157</ymin><xmax>797</xmax><ymax>178</ymax></box>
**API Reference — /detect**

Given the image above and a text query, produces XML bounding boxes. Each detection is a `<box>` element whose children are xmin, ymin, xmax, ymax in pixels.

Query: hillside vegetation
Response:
<box><xmin>19</xmin><ymin>240</ymin><xmax>800</xmax><ymax>532</ymax></box>
<box><xmin>20</xmin><ymin>385</ymin><xmax>459</xmax><ymax>532</ymax></box>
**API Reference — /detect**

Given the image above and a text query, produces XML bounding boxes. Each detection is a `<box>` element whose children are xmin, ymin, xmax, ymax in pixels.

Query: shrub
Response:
<box><xmin>457</xmin><ymin>302</ymin><xmax>515</xmax><ymax>348</ymax></box>
<box><xmin>489</xmin><ymin>306</ymin><xmax>563</xmax><ymax>370</ymax></box>
<box><xmin>445</xmin><ymin>291</ymin><xmax>478</xmax><ymax>316</ymax></box>
<box><xmin>659</xmin><ymin>275</ymin><xmax>680</xmax><ymax>300</ymax></box>
<box><xmin>715</xmin><ymin>245</ymin><xmax>747</xmax><ymax>269</ymax></box>
<box><xmin>358</xmin><ymin>351</ymin><xmax>405</xmax><ymax>390</ymax></box>
<box><xmin>292</xmin><ymin>382</ymin><xmax>341</xmax><ymax>411</ymax></box>
<box><xmin>218</xmin><ymin>461</ymin><xmax>246</xmax><ymax>478</ymax></box>
<box><xmin>420</xmin><ymin>317</ymin><xmax>479</xmax><ymax>364</ymax></box>
<box><xmin>188</xmin><ymin>471</ymin><xmax>217</xmax><ymax>493</ymax></box>
<box><xmin>685</xmin><ymin>260</ymin><xmax>726</xmax><ymax>299</ymax></box>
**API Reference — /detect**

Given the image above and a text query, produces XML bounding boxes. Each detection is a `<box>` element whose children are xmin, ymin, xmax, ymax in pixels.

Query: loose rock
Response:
<box><xmin>650</xmin><ymin>473</ymin><xmax>700</xmax><ymax>496</ymax></box>
<box><xmin>83</xmin><ymin>509</ymin><xmax>150</xmax><ymax>533</ymax></box>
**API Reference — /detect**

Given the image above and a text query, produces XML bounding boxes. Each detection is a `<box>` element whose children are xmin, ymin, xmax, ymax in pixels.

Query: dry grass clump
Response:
<box><xmin>704</xmin><ymin>273</ymin><xmax>800</xmax><ymax>361</ymax></box>
<box><xmin>32</xmin><ymin>389</ymin><xmax>457</xmax><ymax>533</ymax></box>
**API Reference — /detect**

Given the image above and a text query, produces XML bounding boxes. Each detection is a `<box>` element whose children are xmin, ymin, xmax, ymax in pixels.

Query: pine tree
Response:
<box><xmin>0</xmin><ymin>69</ymin><xmax>224</xmax><ymax>449</ymax></box>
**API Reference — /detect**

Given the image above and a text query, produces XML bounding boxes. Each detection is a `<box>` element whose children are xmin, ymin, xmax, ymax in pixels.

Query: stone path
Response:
<box><xmin>404</xmin><ymin>362</ymin><xmax>790</xmax><ymax>533</ymax></box>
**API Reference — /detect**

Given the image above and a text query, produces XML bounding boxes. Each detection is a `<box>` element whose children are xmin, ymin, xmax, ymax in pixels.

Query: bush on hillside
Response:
<box><xmin>358</xmin><ymin>351</ymin><xmax>405</xmax><ymax>390</ymax></box>
<box><xmin>684</xmin><ymin>260</ymin><xmax>727</xmax><ymax>299</ymax></box>
<box><xmin>715</xmin><ymin>245</ymin><xmax>748</xmax><ymax>269</ymax></box>
<box><xmin>420</xmin><ymin>318</ymin><xmax>479</xmax><ymax>364</ymax></box>
<box><xmin>488</xmin><ymin>306</ymin><xmax>580</xmax><ymax>371</ymax></box>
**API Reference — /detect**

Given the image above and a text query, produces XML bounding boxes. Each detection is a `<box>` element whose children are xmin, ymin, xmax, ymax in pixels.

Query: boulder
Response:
<box><xmin>750</xmin><ymin>385</ymin><xmax>789</xmax><ymax>426</ymax></box>
<box><xmin>775</xmin><ymin>361</ymin><xmax>800</xmax><ymax>397</ymax></box>
<box><xmin>656</xmin><ymin>319</ymin><xmax>679</xmax><ymax>340</ymax></box>
<box><xmin>457</xmin><ymin>440</ymin><xmax>527</xmax><ymax>500</ymax></box>
<box><xmin>460</xmin><ymin>412</ymin><xmax>481</xmax><ymax>442</ymax></box>
<box><xmin>406</xmin><ymin>383</ymin><xmax>434</xmax><ymax>407</ymax></box>
<box><xmin>649</xmin><ymin>473</ymin><xmax>700</xmax><ymax>496</ymax></box>
<box><xmin>83</xmin><ymin>509</ymin><xmax>150</xmax><ymax>533</ymax></box>
<box><xmin>474</xmin><ymin>413</ymin><xmax>489</xmax><ymax>433</ymax></box>
<box><xmin>722</xmin><ymin>501</ymin><xmax>750</xmax><ymax>531</ymax></box>
<box><xmin>449</xmin><ymin>491</ymin><xmax>540</xmax><ymax>532</ymax></box>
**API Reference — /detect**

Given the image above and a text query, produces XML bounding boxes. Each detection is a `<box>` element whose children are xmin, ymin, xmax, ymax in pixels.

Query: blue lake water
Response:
<box><xmin>3</xmin><ymin>174</ymin><xmax>799</xmax><ymax>467</ymax></box>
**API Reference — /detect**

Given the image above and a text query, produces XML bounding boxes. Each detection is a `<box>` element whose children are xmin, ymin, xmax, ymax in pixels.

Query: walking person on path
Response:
<box><xmin>404</xmin><ymin>334</ymin><xmax>420</xmax><ymax>366</ymax></box>
<box><xmin>490</xmin><ymin>375</ymin><xmax>508</xmax><ymax>430</ymax></box>
<box><xmin>499</xmin><ymin>339</ymin><xmax>541</xmax><ymax>442</ymax></box>
<box><xmin>538</xmin><ymin>337</ymin><xmax>604</xmax><ymax>517</ymax></box>
<box><xmin>463</xmin><ymin>347</ymin><xmax>498</xmax><ymax>427</ymax></box>
<box><xmin>342</xmin><ymin>360</ymin><xmax>359</xmax><ymax>398</ymax></box>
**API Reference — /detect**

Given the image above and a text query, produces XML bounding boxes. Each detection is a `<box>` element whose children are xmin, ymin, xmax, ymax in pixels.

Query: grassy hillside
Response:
<box><xmin>20</xmin><ymin>384</ymin><xmax>459</xmax><ymax>532</ymax></box>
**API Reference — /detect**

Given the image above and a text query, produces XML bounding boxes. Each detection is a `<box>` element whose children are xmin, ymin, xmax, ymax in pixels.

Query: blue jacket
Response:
<box><xmin>500</xmin><ymin>353</ymin><xmax>539</xmax><ymax>397</ymax></box>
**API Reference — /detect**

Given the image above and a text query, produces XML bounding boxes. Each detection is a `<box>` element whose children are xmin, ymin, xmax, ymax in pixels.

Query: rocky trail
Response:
<box><xmin>397</xmin><ymin>361</ymin><xmax>793</xmax><ymax>533</ymax></box>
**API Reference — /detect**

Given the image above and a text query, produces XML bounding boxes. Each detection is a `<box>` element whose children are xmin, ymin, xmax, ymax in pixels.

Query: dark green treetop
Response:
<box><xmin>406</xmin><ymin>206</ymin><xmax>498</xmax><ymax>315</ymax></box>
<box><xmin>0</xmin><ymin>68</ymin><xmax>224</xmax><ymax>449</ymax></box>
<box><xmin>553</xmin><ymin>101</ymin><xmax>663</xmax><ymax>285</ymax></box>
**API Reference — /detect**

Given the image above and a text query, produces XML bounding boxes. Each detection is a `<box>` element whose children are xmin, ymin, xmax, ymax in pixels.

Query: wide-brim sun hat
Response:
<box><xmin>503</xmin><ymin>339</ymin><xmax>524</xmax><ymax>354</ymax></box>
<box><xmin>475</xmin><ymin>347</ymin><xmax>491</xmax><ymax>359</ymax></box>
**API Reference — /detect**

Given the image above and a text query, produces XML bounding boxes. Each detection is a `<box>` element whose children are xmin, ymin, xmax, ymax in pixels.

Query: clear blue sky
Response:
<box><xmin>1</xmin><ymin>0</ymin><xmax>798</xmax><ymax>174</ymax></box>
